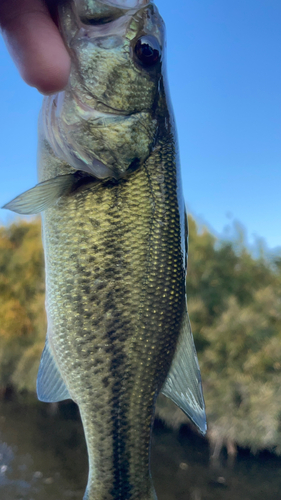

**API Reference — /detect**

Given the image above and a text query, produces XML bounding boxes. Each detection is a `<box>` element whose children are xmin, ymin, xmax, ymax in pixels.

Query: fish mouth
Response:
<box><xmin>74</xmin><ymin>0</ymin><xmax>150</xmax><ymax>12</ymax></box>
<box><xmin>73</xmin><ymin>0</ymin><xmax>151</xmax><ymax>27</ymax></box>
<box><xmin>98</xmin><ymin>0</ymin><xmax>149</xmax><ymax>5</ymax></box>
<box><xmin>75</xmin><ymin>0</ymin><xmax>149</xmax><ymax>6</ymax></box>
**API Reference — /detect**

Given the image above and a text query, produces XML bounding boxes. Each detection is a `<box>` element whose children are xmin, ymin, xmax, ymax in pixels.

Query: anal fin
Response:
<box><xmin>161</xmin><ymin>307</ymin><xmax>207</xmax><ymax>435</ymax></box>
<box><xmin>37</xmin><ymin>337</ymin><xmax>71</xmax><ymax>403</ymax></box>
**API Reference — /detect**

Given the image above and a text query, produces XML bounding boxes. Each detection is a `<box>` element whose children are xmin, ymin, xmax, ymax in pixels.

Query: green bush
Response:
<box><xmin>1</xmin><ymin>217</ymin><xmax>281</xmax><ymax>453</ymax></box>
<box><xmin>0</xmin><ymin>220</ymin><xmax>45</xmax><ymax>391</ymax></box>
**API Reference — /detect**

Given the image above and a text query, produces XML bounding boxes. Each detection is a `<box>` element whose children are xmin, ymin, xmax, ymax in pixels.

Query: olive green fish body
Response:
<box><xmin>40</xmin><ymin>131</ymin><xmax>184</xmax><ymax>499</ymax></box>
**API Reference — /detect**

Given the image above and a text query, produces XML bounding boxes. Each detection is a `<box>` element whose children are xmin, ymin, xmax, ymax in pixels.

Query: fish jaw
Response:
<box><xmin>74</xmin><ymin>0</ymin><xmax>151</xmax><ymax>19</ymax></box>
<box><xmin>72</xmin><ymin>0</ymin><xmax>152</xmax><ymax>30</ymax></box>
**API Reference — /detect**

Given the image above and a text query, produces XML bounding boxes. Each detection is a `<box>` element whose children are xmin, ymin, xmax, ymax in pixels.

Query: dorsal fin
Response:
<box><xmin>161</xmin><ymin>307</ymin><xmax>207</xmax><ymax>435</ymax></box>
<box><xmin>37</xmin><ymin>337</ymin><xmax>71</xmax><ymax>403</ymax></box>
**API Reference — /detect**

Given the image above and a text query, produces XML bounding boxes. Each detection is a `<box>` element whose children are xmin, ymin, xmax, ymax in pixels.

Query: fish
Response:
<box><xmin>3</xmin><ymin>0</ymin><xmax>206</xmax><ymax>499</ymax></box>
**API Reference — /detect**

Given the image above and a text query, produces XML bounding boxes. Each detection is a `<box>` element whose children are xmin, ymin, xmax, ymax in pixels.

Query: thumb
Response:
<box><xmin>0</xmin><ymin>0</ymin><xmax>71</xmax><ymax>94</ymax></box>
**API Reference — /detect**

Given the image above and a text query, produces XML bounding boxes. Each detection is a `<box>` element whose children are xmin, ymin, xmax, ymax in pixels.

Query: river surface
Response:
<box><xmin>1</xmin><ymin>397</ymin><xmax>281</xmax><ymax>500</ymax></box>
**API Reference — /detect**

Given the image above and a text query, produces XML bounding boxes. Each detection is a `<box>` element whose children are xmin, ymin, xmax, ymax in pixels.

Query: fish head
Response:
<box><xmin>42</xmin><ymin>0</ymin><xmax>168</xmax><ymax>179</ymax></box>
<box><xmin>67</xmin><ymin>0</ymin><xmax>164</xmax><ymax>113</ymax></box>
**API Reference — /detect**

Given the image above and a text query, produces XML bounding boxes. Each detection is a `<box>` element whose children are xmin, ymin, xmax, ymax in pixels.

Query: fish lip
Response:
<box><xmin>74</xmin><ymin>0</ymin><xmax>151</xmax><ymax>14</ymax></box>
<box><xmin>73</xmin><ymin>1</ymin><xmax>155</xmax><ymax>38</ymax></box>
<box><xmin>96</xmin><ymin>0</ymin><xmax>150</xmax><ymax>6</ymax></box>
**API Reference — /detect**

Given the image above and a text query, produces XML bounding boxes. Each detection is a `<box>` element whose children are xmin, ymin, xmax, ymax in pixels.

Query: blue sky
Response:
<box><xmin>0</xmin><ymin>0</ymin><xmax>281</xmax><ymax>252</ymax></box>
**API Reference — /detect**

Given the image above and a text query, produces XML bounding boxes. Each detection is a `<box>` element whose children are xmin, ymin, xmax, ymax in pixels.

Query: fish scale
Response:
<box><xmin>3</xmin><ymin>2</ymin><xmax>206</xmax><ymax>499</ymax></box>
<box><xmin>44</xmin><ymin>135</ymin><xmax>180</xmax><ymax>499</ymax></box>
<box><xmin>41</xmin><ymin>131</ymin><xmax>184</xmax><ymax>500</ymax></box>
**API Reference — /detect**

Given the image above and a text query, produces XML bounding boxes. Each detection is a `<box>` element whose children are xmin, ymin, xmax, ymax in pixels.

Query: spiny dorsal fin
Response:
<box><xmin>37</xmin><ymin>337</ymin><xmax>71</xmax><ymax>403</ymax></box>
<box><xmin>161</xmin><ymin>307</ymin><xmax>207</xmax><ymax>435</ymax></box>
<box><xmin>2</xmin><ymin>174</ymin><xmax>75</xmax><ymax>214</ymax></box>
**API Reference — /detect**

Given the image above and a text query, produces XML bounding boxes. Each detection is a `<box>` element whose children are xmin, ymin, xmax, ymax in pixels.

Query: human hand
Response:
<box><xmin>0</xmin><ymin>0</ymin><xmax>71</xmax><ymax>94</ymax></box>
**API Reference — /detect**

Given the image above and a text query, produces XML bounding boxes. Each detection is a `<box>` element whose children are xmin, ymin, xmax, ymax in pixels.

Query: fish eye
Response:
<box><xmin>134</xmin><ymin>35</ymin><xmax>161</xmax><ymax>67</ymax></box>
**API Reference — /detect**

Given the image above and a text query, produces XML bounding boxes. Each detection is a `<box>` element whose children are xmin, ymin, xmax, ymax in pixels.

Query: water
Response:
<box><xmin>1</xmin><ymin>397</ymin><xmax>281</xmax><ymax>500</ymax></box>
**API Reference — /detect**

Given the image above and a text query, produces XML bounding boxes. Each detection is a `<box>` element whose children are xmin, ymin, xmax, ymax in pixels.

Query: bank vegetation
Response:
<box><xmin>1</xmin><ymin>218</ymin><xmax>281</xmax><ymax>454</ymax></box>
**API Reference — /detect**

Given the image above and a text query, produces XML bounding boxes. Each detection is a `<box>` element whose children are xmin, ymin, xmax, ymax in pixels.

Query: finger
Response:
<box><xmin>0</xmin><ymin>0</ymin><xmax>71</xmax><ymax>94</ymax></box>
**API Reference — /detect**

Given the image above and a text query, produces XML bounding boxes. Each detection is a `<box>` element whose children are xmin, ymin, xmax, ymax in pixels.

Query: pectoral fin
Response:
<box><xmin>161</xmin><ymin>307</ymin><xmax>207</xmax><ymax>435</ymax></box>
<box><xmin>2</xmin><ymin>174</ymin><xmax>75</xmax><ymax>214</ymax></box>
<box><xmin>37</xmin><ymin>337</ymin><xmax>71</xmax><ymax>403</ymax></box>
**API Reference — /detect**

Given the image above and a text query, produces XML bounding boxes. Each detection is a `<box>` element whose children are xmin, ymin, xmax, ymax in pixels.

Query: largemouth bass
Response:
<box><xmin>3</xmin><ymin>0</ymin><xmax>206</xmax><ymax>499</ymax></box>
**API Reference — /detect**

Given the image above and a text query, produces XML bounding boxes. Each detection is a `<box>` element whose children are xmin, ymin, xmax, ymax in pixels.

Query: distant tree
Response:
<box><xmin>1</xmin><ymin>217</ymin><xmax>281</xmax><ymax>455</ymax></box>
<box><xmin>0</xmin><ymin>220</ymin><xmax>45</xmax><ymax>391</ymax></box>
<box><xmin>158</xmin><ymin>216</ymin><xmax>281</xmax><ymax>454</ymax></box>
<box><xmin>199</xmin><ymin>286</ymin><xmax>281</xmax><ymax>453</ymax></box>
